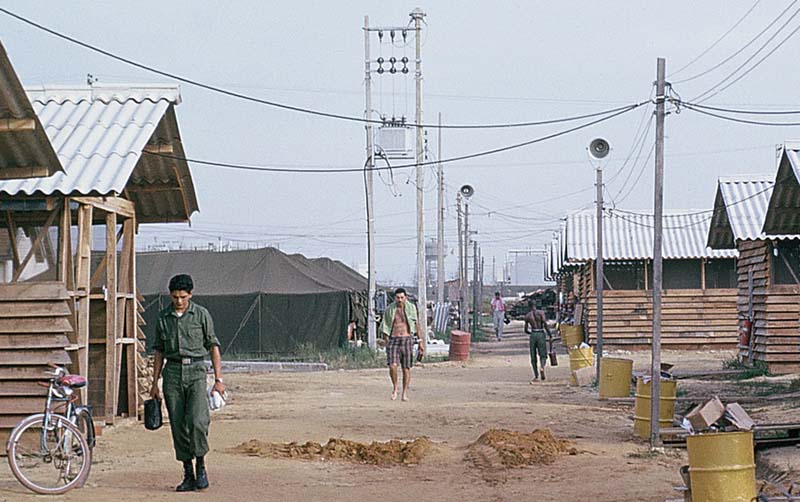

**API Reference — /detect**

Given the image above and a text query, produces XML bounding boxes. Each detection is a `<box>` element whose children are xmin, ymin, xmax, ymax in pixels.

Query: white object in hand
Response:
<box><xmin>208</xmin><ymin>388</ymin><xmax>227</xmax><ymax>411</ymax></box>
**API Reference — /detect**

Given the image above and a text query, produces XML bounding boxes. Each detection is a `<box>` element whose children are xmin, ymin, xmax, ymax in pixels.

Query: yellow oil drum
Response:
<box><xmin>568</xmin><ymin>346</ymin><xmax>594</xmax><ymax>386</ymax></box>
<box><xmin>598</xmin><ymin>357</ymin><xmax>633</xmax><ymax>399</ymax></box>
<box><xmin>687</xmin><ymin>431</ymin><xmax>756</xmax><ymax>502</ymax></box>
<box><xmin>560</xmin><ymin>325</ymin><xmax>583</xmax><ymax>348</ymax></box>
<box><xmin>633</xmin><ymin>377</ymin><xmax>677</xmax><ymax>439</ymax></box>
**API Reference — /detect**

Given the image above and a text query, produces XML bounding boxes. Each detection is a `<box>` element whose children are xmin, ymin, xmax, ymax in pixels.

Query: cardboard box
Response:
<box><xmin>724</xmin><ymin>402</ymin><xmax>755</xmax><ymax>431</ymax></box>
<box><xmin>685</xmin><ymin>396</ymin><xmax>725</xmax><ymax>431</ymax></box>
<box><xmin>573</xmin><ymin>366</ymin><xmax>595</xmax><ymax>386</ymax></box>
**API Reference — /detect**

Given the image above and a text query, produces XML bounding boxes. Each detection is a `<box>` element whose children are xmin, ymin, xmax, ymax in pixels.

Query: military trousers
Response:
<box><xmin>162</xmin><ymin>361</ymin><xmax>210</xmax><ymax>462</ymax></box>
<box><xmin>529</xmin><ymin>330</ymin><xmax>548</xmax><ymax>378</ymax></box>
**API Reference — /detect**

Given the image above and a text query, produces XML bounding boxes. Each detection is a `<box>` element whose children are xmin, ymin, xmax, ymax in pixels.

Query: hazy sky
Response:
<box><xmin>2</xmin><ymin>1</ymin><xmax>798</xmax><ymax>284</ymax></box>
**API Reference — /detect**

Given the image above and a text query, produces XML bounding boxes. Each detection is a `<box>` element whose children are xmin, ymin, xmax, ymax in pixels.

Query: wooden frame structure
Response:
<box><xmin>0</xmin><ymin>195</ymin><xmax>141</xmax><ymax>424</ymax></box>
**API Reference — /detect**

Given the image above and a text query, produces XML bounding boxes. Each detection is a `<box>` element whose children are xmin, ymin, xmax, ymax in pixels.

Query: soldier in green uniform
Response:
<box><xmin>150</xmin><ymin>274</ymin><xmax>225</xmax><ymax>492</ymax></box>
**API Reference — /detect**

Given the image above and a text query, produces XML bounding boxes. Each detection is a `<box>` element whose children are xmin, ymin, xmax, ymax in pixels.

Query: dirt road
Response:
<box><xmin>0</xmin><ymin>323</ymin><xmax>787</xmax><ymax>501</ymax></box>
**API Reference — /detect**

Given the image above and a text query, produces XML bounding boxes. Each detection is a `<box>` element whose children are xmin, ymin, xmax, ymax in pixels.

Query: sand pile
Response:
<box><xmin>465</xmin><ymin>428</ymin><xmax>574</xmax><ymax>483</ymax></box>
<box><xmin>229</xmin><ymin>437</ymin><xmax>433</xmax><ymax>466</ymax></box>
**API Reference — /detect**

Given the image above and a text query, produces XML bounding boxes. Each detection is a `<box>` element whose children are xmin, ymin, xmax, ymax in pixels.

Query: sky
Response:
<box><xmin>2</xmin><ymin>1</ymin><xmax>799</xmax><ymax>285</ymax></box>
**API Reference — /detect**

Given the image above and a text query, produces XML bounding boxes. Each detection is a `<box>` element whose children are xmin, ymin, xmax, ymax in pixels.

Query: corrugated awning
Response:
<box><xmin>0</xmin><ymin>84</ymin><xmax>198</xmax><ymax>223</ymax></box>
<box><xmin>565</xmin><ymin>208</ymin><xmax>736</xmax><ymax>262</ymax></box>
<box><xmin>0</xmin><ymin>42</ymin><xmax>62</xmax><ymax>180</ymax></box>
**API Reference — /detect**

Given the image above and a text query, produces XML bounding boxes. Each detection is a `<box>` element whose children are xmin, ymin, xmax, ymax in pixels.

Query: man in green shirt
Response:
<box><xmin>150</xmin><ymin>274</ymin><xmax>225</xmax><ymax>492</ymax></box>
<box><xmin>380</xmin><ymin>288</ymin><xmax>424</xmax><ymax>402</ymax></box>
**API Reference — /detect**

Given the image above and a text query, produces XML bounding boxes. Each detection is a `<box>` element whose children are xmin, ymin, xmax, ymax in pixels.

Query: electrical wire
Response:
<box><xmin>0</xmin><ymin>6</ymin><xmax>646</xmax><ymax>130</ymax></box>
<box><xmin>689</xmin><ymin>4</ymin><xmax>800</xmax><ymax>102</ymax></box>
<box><xmin>673</xmin><ymin>0</ymin><xmax>798</xmax><ymax>84</ymax></box>
<box><xmin>143</xmin><ymin>102</ymin><xmax>642</xmax><ymax>173</ymax></box>
<box><xmin>614</xmin><ymin>141</ymin><xmax>656</xmax><ymax>205</ymax></box>
<box><xmin>670</xmin><ymin>0</ymin><xmax>763</xmax><ymax>78</ymax></box>
<box><xmin>678</xmin><ymin>101</ymin><xmax>800</xmax><ymax>115</ymax></box>
<box><xmin>681</xmin><ymin>102</ymin><xmax>800</xmax><ymax>126</ymax></box>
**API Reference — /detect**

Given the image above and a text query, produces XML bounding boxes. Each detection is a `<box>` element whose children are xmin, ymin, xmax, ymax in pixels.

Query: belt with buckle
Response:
<box><xmin>167</xmin><ymin>356</ymin><xmax>205</xmax><ymax>365</ymax></box>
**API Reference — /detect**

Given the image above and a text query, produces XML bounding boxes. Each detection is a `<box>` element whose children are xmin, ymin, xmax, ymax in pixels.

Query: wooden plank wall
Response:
<box><xmin>0</xmin><ymin>282</ymin><xmax>72</xmax><ymax>434</ymax></box>
<box><xmin>583</xmin><ymin>288</ymin><xmax>739</xmax><ymax>349</ymax></box>
<box><xmin>738</xmin><ymin>239</ymin><xmax>800</xmax><ymax>374</ymax></box>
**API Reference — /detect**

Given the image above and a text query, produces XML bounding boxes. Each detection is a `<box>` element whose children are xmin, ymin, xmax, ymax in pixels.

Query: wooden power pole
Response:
<box><xmin>650</xmin><ymin>57</ymin><xmax>666</xmax><ymax>448</ymax></box>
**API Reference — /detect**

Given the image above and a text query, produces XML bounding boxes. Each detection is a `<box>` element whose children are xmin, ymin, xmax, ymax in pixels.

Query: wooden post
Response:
<box><xmin>11</xmin><ymin>208</ymin><xmax>60</xmax><ymax>282</ymax></box>
<box><xmin>5</xmin><ymin>211</ymin><xmax>20</xmax><ymax>270</ymax></box>
<box><xmin>74</xmin><ymin>203</ymin><xmax>93</xmax><ymax>392</ymax></box>
<box><xmin>104</xmin><ymin>211</ymin><xmax>118</xmax><ymax>421</ymax></box>
<box><xmin>121</xmin><ymin>217</ymin><xmax>137</xmax><ymax>417</ymax></box>
<box><xmin>701</xmin><ymin>258</ymin><xmax>707</xmax><ymax>290</ymax></box>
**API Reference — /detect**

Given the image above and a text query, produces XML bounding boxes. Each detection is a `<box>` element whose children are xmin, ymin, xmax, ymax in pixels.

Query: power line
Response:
<box><xmin>678</xmin><ymin>101</ymin><xmax>800</xmax><ymax>115</ymax></box>
<box><xmin>689</xmin><ymin>4</ymin><xmax>800</xmax><ymax>102</ymax></box>
<box><xmin>673</xmin><ymin>0</ymin><xmax>798</xmax><ymax>84</ymax></box>
<box><xmin>143</xmin><ymin>103</ymin><xmax>642</xmax><ymax>173</ymax></box>
<box><xmin>0</xmin><ymin>6</ymin><xmax>644</xmax><ymax>130</ymax></box>
<box><xmin>670</xmin><ymin>0</ymin><xmax>763</xmax><ymax>78</ymax></box>
<box><xmin>680</xmin><ymin>102</ymin><xmax>800</xmax><ymax>126</ymax></box>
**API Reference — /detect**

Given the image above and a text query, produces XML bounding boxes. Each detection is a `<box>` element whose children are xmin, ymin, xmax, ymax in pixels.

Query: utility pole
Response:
<box><xmin>363</xmin><ymin>15</ymin><xmax>377</xmax><ymax>349</ymax></box>
<box><xmin>411</xmin><ymin>8</ymin><xmax>427</xmax><ymax>345</ymax></box>
<box><xmin>650</xmin><ymin>57</ymin><xmax>666</xmax><ymax>448</ymax></box>
<box><xmin>457</xmin><ymin>193</ymin><xmax>464</xmax><ymax>329</ymax></box>
<box><xmin>472</xmin><ymin>241</ymin><xmax>479</xmax><ymax>337</ymax></box>
<box><xmin>436</xmin><ymin>112</ymin><xmax>445</xmax><ymax>305</ymax></box>
<box><xmin>595</xmin><ymin>163</ymin><xmax>604</xmax><ymax>383</ymax></box>
<box><xmin>463</xmin><ymin>199</ymin><xmax>470</xmax><ymax>331</ymax></box>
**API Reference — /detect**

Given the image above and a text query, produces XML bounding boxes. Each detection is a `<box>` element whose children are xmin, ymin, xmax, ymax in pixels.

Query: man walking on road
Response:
<box><xmin>381</xmin><ymin>288</ymin><xmax>424</xmax><ymax>402</ymax></box>
<box><xmin>150</xmin><ymin>274</ymin><xmax>225</xmax><ymax>492</ymax></box>
<box><xmin>524</xmin><ymin>306</ymin><xmax>552</xmax><ymax>382</ymax></box>
<box><xmin>491</xmin><ymin>291</ymin><xmax>506</xmax><ymax>341</ymax></box>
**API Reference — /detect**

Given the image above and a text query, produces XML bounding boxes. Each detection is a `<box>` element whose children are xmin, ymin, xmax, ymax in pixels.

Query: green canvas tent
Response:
<box><xmin>137</xmin><ymin>247</ymin><xmax>367</xmax><ymax>356</ymax></box>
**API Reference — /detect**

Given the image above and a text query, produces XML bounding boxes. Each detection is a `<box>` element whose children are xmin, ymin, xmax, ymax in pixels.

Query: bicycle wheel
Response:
<box><xmin>6</xmin><ymin>413</ymin><xmax>91</xmax><ymax>495</ymax></box>
<box><xmin>74</xmin><ymin>408</ymin><xmax>96</xmax><ymax>450</ymax></box>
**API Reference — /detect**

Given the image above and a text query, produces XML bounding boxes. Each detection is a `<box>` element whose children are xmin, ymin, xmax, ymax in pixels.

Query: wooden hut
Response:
<box><xmin>0</xmin><ymin>82</ymin><xmax>198</xmax><ymax>429</ymax></box>
<box><xmin>708</xmin><ymin>150</ymin><xmax>800</xmax><ymax>373</ymax></box>
<box><xmin>554</xmin><ymin>209</ymin><xmax>739</xmax><ymax>349</ymax></box>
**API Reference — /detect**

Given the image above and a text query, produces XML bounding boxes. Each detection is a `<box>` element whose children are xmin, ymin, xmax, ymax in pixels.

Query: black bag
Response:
<box><xmin>144</xmin><ymin>398</ymin><xmax>163</xmax><ymax>430</ymax></box>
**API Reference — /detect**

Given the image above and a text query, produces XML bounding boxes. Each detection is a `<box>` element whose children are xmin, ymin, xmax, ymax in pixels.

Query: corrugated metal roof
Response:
<box><xmin>0</xmin><ymin>84</ymin><xmax>198</xmax><ymax>223</ymax></box>
<box><xmin>707</xmin><ymin>176</ymin><xmax>779</xmax><ymax>249</ymax></box>
<box><xmin>0</xmin><ymin>41</ymin><xmax>62</xmax><ymax>179</ymax></box>
<box><xmin>763</xmin><ymin>147</ymin><xmax>800</xmax><ymax>235</ymax></box>
<box><xmin>565</xmin><ymin>209</ymin><xmax>736</xmax><ymax>262</ymax></box>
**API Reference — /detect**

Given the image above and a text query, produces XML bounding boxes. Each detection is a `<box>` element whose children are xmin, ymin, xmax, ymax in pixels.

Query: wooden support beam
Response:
<box><xmin>11</xmin><ymin>207</ymin><xmax>60</xmax><ymax>282</ymax></box>
<box><xmin>74</xmin><ymin>203</ymin><xmax>93</xmax><ymax>398</ymax></box>
<box><xmin>0</xmin><ymin>166</ymin><xmax>50</xmax><ymax>179</ymax></box>
<box><xmin>72</xmin><ymin>196</ymin><xmax>135</xmax><ymax>219</ymax></box>
<box><xmin>143</xmin><ymin>143</ymin><xmax>174</xmax><ymax>154</ymax></box>
<box><xmin>125</xmin><ymin>183</ymin><xmax>182</xmax><ymax>193</ymax></box>
<box><xmin>0</xmin><ymin>118</ymin><xmax>35</xmax><ymax>131</ymax></box>
<box><xmin>5</xmin><ymin>211</ymin><xmax>20</xmax><ymax>269</ymax></box>
<box><xmin>89</xmin><ymin>227</ymin><xmax>123</xmax><ymax>289</ymax></box>
<box><xmin>171</xmin><ymin>164</ymin><xmax>191</xmax><ymax>221</ymax></box>
<box><xmin>104</xmin><ymin>211</ymin><xmax>118</xmax><ymax>421</ymax></box>
<box><xmin>122</xmin><ymin>217</ymin><xmax>137</xmax><ymax>417</ymax></box>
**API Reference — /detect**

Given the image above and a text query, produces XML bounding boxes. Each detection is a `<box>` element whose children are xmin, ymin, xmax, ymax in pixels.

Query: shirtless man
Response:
<box><xmin>380</xmin><ymin>288</ymin><xmax>424</xmax><ymax>401</ymax></box>
<box><xmin>524</xmin><ymin>306</ymin><xmax>552</xmax><ymax>382</ymax></box>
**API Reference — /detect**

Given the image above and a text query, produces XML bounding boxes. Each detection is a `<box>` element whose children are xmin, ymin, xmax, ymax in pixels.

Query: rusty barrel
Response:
<box><xmin>449</xmin><ymin>330</ymin><xmax>471</xmax><ymax>361</ymax></box>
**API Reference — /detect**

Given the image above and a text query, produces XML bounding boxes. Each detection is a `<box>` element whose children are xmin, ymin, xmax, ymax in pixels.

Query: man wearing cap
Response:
<box><xmin>150</xmin><ymin>274</ymin><xmax>225</xmax><ymax>492</ymax></box>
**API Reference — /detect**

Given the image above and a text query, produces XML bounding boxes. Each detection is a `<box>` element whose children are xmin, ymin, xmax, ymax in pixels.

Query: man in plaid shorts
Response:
<box><xmin>381</xmin><ymin>288</ymin><xmax>424</xmax><ymax>401</ymax></box>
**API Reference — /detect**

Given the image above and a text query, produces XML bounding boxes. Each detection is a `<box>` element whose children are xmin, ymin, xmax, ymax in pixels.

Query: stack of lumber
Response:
<box><xmin>584</xmin><ymin>289</ymin><xmax>739</xmax><ymax>349</ymax></box>
<box><xmin>0</xmin><ymin>282</ymin><xmax>72</xmax><ymax>441</ymax></box>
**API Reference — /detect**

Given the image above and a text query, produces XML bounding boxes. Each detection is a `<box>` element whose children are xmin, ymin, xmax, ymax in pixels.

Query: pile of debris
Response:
<box><xmin>228</xmin><ymin>437</ymin><xmax>433</xmax><ymax>466</ymax></box>
<box><xmin>682</xmin><ymin>396</ymin><xmax>754</xmax><ymax>433</ymax></box>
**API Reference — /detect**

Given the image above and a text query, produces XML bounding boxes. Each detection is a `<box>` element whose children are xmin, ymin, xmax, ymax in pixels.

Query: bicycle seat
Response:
<box><xmin>58</xmin><ymin>374</ymin><xmax>87</xmax><ymax>389</ymax></box>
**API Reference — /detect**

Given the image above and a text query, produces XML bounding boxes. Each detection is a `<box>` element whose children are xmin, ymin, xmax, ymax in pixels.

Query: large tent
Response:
<box><xmin>137</xmin><ymin>248</ymin><xmax>368</xmax><ymax>356</ymax></box>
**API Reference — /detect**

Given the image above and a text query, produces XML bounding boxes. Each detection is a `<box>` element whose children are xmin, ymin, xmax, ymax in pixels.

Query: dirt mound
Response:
<box><xmin>465</xmin><ymin>428</ymin><xmax>575</xmax><ymax>483</ymax></box>
<box><xmin>228</xmin><ymin>437</ymin><xmax>433</xmax><ymax>466</ymax></box>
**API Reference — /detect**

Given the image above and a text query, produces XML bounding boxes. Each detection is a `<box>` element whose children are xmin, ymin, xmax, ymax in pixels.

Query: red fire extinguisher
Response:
<box><xmin>739</xmin><ymin>317</ymin><xmax>752</xmax><ymax>347</ymax></box>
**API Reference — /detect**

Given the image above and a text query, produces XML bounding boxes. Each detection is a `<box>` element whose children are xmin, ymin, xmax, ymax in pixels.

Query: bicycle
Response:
<box><xmin>5</xmin><ymin>364</ymin><xmax>96</xmax><ymax>495</ymax></box>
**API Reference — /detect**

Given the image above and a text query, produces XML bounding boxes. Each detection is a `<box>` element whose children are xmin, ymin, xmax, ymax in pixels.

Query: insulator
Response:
<box><xmin>378</xmin><ymin>30</ymin><xmax>384</xmax><ymax>41</ymax></box>
<box><xmin>402</xmin><ymin>30</ymin><xmax>408</xmax><ymax>41</ymax></box>
<box><xmin>377</xmin><ymin>67</ymin><xmax>384</xmax><ymax>74</ymax></box>
<box><xmin>389</xmin><ymin>66</ymin><xmax>397</xmax><ymax>74</ymax></box>
<box><xmin>389</xmin><ymin>56</ymin><xmax>396</xmax><ymax>64</ymax></box>
<box><xmin>401</xmin><ymin>56</ymin><xmax>409</xmax><ymax>64</ymax></box>
<box><xmin>390</xmin><ymin>30</ymin><xmax>395</xmax><ymax>41</ymax></box>
<box><xmin>377</xmin><ymin>57</ymin><xmax>384</xmax><ymax>64</ymax></box>
<box><xmin>402</xmin><ymin>67</ymin><xmax>409</xmax><ymax>74</ymax></box>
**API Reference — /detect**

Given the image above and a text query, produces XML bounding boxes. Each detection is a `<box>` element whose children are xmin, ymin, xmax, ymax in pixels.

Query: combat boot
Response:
<box><xmin>176</xmin><ymin>461</ymin><xmax>196</xmax><ymax>492</ymax></box>
<box><xmin>195</xmin><ymin>456</ymin><xmax>209</xmax><ymax>490</ymax></box>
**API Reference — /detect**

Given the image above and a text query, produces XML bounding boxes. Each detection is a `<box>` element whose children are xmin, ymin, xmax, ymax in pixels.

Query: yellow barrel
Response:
<box><xmin>568</xmin><ymin>346</ymin><xmax>594</xmax><ymax>386</ymax></box>
<box><xmin>560</xmin><ymin>325</ymin><xmax>583</xmax><ymax>348</ymax></box>
<box><xmin>687</xmin><ymin>431</ymin><xmax>756</xmax><ymax>502</ymax></box>
<box><xmin>598</xmin><ymin>357</ymin><xmax>633</xmax><ymax>399</ymax></box>
<box><xmin>633</xmin><ymin>377</ymin><xmax>677</xmax><ymax>439</ymax></box>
